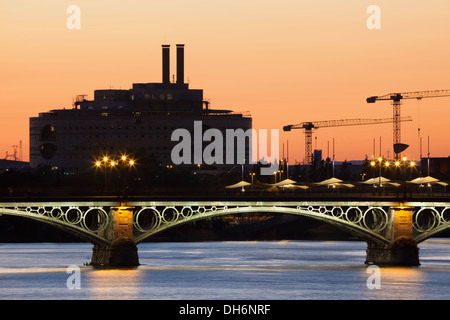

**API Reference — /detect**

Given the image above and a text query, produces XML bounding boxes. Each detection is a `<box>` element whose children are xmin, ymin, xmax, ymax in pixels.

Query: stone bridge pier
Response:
<box><xmin>365</xmin><ymin>206</ymin><xmax>420</xmax><ymax>266</ymax></box>
<box><xmin>90</xmin><ymin>203</ymin><xmax>139</xmax><ymax>267</ymax></box>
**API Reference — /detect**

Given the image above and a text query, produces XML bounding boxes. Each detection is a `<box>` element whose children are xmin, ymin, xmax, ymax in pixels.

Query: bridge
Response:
<box><xmin>1</xmin><ymin>196</ymin><xmax>449</xmax><ymax>267</ymax></box>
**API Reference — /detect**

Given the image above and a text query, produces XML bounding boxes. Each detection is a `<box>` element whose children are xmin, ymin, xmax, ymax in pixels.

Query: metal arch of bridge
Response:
<box><xmin>412</xmin><ymin>205</ymin><xmax>450</xmax><ymax>243</ymax></box>
<box><xmin>131</xmin><ymin>201</ymin><xmax>393</xmax><ymax>245</ymax></box>
<box><xmin>1</xmin><ymin>200</ymin><xmax>450</xmax><ymax>246</ymax></box>
<box><xmin>0</xmin><ymin>201</ymin><xmax>116</xmax><ymax>246</ymax></box>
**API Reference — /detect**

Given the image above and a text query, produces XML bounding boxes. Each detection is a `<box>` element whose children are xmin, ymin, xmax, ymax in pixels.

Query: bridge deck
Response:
<box><xmin>0</xmin><ymin>194</ymin><xmax>447</xmax><ymax>204</ymax></box>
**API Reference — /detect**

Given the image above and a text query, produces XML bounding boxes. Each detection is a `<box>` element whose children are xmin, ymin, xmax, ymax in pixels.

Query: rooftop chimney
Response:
<box><xmin>176</xmin><ymin>44</ymin><xmax>185</xmax><ymax>84</ymax></box>
<box><xmin>162</xmin><ymin>44</ymin><xmax>170</xmax><ymax>84</ymax></box>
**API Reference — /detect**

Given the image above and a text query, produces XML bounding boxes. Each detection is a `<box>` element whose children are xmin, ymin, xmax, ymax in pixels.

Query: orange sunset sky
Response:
<box><xmin>1</xmin><ymin>0</ymin><xmax>449</xmax><ymax>164</ymax></box>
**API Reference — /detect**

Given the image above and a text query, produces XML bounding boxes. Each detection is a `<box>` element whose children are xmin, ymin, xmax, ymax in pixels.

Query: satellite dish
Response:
<box><xmin>394</xmin><ymin>143</ymin><xmax>409</xmax><ymax>154</ymax></box>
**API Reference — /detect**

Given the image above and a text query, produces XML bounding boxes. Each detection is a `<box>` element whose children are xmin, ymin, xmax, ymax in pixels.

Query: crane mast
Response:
<box><xmin>367</xmin><ymin>89</ymin><xmax>450</xmax><ymax>159</ymax></box>
<box><xmin>283</xmin><ymin>117</ymin><xmax>412</xmax><ymax>165</ymax></box>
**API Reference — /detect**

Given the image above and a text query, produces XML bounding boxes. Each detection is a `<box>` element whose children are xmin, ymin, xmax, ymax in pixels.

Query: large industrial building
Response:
<box><xmin>30</xmin><ymin>44</ymin><xmax>252</xmax><ymax>173</ymax></box>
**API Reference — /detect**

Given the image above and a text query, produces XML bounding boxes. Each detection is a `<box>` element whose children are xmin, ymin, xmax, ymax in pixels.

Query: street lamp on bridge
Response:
<box><xmin>395</xmin><ymin>156</ymin><xmax>416</xmax><ymax>198</ymax></box>
<box><xmin>370</xmin><ymin>157</ymin><xmax>391</xmax><ymax>195</ymax></box>
<box><xmin>95</xmin><ymin>156</ymin><xmax>112</xmax><ymax>192</ymax></box>
<box><xmin>94</xmin><ymin>154</ymin><xmax>136</xmax><ymax>193</ymax></box>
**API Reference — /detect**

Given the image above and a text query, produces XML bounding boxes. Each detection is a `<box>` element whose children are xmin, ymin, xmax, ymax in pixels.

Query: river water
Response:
<box><xmin>1</xmin><ymin>239</ymin><xmax>450</xmax><ymax>300</ymax></box>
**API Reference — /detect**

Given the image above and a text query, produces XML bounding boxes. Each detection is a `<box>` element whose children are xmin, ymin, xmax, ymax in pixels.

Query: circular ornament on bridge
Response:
<box><xmin>318</xmin><ymin>206</ymin><xmax>327</xmax><ymax>214</ymax></box>
<box><xmin>161</xmin><ymin>207</ymin><xmax>179</xmax><ymax>223</ymax></box>
<box><xmin>345</xmin><ymin>207</ymin><xmax>362</xmax><ymax>224</ymax></box>
<box><xmin>135</xmin><ymin>207</ymin><xmax>161</xmax><ymax>232</ymax></box>
<box><xmin>198</xmin><ymin>206</ymin><xmax>206</xmax><ymax>214</ymax></box>
<box><xmin>414</xmin><ymin>207</ymin><xmax>439</xmax><ymax>232</ymax></box>
<box><xmin>50</xmin><ymin>207</ymin><xmax>63</xmax><ymax>219</ymax></box>
<box><xmin>440</xmin><ymin>208</ymin><xmax>450</xmax><ymax>224</ymax></box>
<box><xmin>81</xmin><ymin>207</ymin><xmax>109</xmax><ymax>233</ymax></box>
<box><xmin>362</xmin><ymin>207</ymin><xmax>388</xmax><ymax>232</ymax></box>
<box><xmin>63</xmin><ymin>207</ymin><xmax>83</xmax><ymax>225</ymax></box>
<box><xmin>331</xmin><ymin>207</ymin><xmax>344</xmax><ymax>218</ymax></box>
<box><xmin>180</xmin><ymin>206</ymin><xmax>193</xmax><ymax>218</ymax></box>
<box><xmin>37</xmin><ymin>207</ymin><xmax>46</xmax><ymax>215</ymax></box>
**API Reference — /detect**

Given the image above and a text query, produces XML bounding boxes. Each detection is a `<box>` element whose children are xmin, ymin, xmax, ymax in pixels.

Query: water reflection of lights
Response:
<box><xmin>86</xmin><ymin>268</ymin><xmax>143</xmax><ymax>299</ymax></box>
<box><xmin>364</xmin><ymin>267</ymin><xmax>424</xmax><ymax>299</ymax></box>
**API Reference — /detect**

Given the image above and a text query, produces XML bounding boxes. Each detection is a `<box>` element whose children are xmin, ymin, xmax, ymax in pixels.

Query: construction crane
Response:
<box><xmin>3</xmin><ymin>141</ymin><xmax>23</xmax><ymax>162</ymax></box>
<box><xmin>367</xmin><ymin>89</ymin><xmax>450</xmax><ymax>158</ymax></box>
<box><xmin>283</xmin><ymin>117</ymin><xmax>412</xmax><ymax>165</ymax></box>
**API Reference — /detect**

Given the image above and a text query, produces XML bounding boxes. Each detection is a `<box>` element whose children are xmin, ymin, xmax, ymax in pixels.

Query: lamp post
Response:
<box><xmin>378</xmin><ymin>157</ymin><xmax>382</xmax><ymax>195</ymax></box>
<box><xmin>370</xmin><ymin>160</ymin><xmax>376</xmax><ymax>194</ymax></box>
<box><xmin>95</xmin><ymin>154</ymin><xmax>136</xmax><ymax>194</ymax></box>
<box><xmin>103</xmin><ymin>157</ymin><xmax>108</xmax><ymax>191</ymax></box>
<box><xmin>395</xmin><ymin>156</ymin><xmax>415</xmax><ymax>198</ymax></box>
<box><xmin>95</xmin><ymin>156</ymin><xmax>111</xmax><ymax>192</ymax></box>
<box><xmin>250</xmin><ymin>172</ymin><xmax>255</xmax><ymax>192</ymax></box>
<box><xmin>407</xmin><ymin>159</ymin><xmax>415</xmax><ymax>196</ymax></box>
<box><xmin>118</xmin><ymin>154</ymin><xmax>136</xmax><ymax>199</ymax></box>
<box><xmin>370</xmin><ymin>157</ymin><xmax>389</xmax><ymax>196</ymax></box>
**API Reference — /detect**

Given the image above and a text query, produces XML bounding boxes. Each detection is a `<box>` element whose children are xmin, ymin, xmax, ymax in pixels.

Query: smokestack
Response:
<box><xmin>176</xmin><ymin>44</ymin><xmax>185</xmax><ymax>84</ymax></box>
<box><xmin>162</xmin><ymin>44</ymin><xmax>170</xmax><ymax>84</ymax></box>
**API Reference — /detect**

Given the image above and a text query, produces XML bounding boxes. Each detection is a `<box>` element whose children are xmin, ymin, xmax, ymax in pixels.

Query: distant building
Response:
<box><xmin>30</xmin><ymin>44</ymin><xmax>252</xmax><ymax>172</ymax></box>
<box><xmin>0</xmin><ymin>159</ymin><xmax>30</xmax><ymax>172</ymax></box>
<box><xmin>421</xmin><ymin>157</ymin><xmax>450</xmax><ymax>177</ymax></box>
<box><xmin>313</xmin><ymin>149</ymin><xmax>322</xmax><ymax>166</ymax></box>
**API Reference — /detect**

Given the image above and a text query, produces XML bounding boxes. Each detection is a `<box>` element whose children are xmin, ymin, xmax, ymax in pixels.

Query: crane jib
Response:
<box><xmin>367</xmin><ymin>89</ymin><xmax>450</xmax><ymax>103</ymax></box>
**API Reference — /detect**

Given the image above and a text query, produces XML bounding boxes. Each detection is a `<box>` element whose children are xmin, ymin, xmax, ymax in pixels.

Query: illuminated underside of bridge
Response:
<box><xmin>1</xmin><ymin>199</ymin><xmax>449</xmax><ymax>266</ymax></box>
